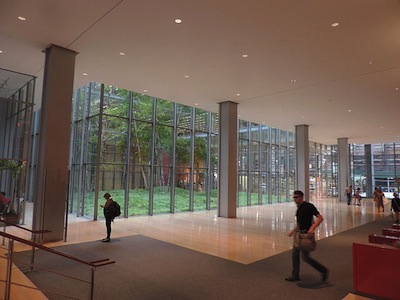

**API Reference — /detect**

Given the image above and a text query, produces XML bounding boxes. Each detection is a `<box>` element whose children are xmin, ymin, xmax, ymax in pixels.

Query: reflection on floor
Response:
<box><xmin>10</xmin><ymin>197</ymin><xmax>387</xmax><ymax>264</ymax></box>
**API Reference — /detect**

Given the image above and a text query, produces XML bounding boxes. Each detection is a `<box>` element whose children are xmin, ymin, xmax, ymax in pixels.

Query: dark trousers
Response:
<box><xmin>346</xmin><ymin>193</ymin><xmax>351</xmax><ymax>204</ymax></box>
<box><xmin>292</xmin><ymin>247</ymin><xmax>328</xmax><ymax>278</ymax></box>
<box><xmin>105</xmin><ymin>216</ymin><xmax>112</xmax><ymax>238</ymax></box>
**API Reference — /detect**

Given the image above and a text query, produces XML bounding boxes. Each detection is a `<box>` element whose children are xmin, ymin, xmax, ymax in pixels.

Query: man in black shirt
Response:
<box><xmin>391</xmin><ymin>192</ymin><xmax>400</xmax><ymax>224</ymax></box>
<box><xmin>285</xmin><ymin>190</ymin><xmax>329</xmax><ymax>282</ymax></box>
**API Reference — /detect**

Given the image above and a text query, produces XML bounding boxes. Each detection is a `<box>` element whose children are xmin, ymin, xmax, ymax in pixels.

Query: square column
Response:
<box><xmin>33</xmin><ymin>45</ymin><xmax>77</xmax><ymax>242</ymax></box>
<box><xmin>218</xmin><ymin>101</ymin><xmax>237</xmax><ymax>218</ymax></box>
<box><xmin>338</xmin><ymin>137</ymin><xmax>350</xmax><ymax>202</ymax></box>
<box><xmin>295</xmin><ymin>125</ymin><xmax>310</xmax><ymax>197</ymax></box>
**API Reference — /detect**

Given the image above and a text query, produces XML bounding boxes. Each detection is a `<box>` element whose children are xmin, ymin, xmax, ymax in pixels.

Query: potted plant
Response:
<box><xmin>0</xmin><ymin>159</ymin><xmax>23</xmax><ymax>225</ymax></box>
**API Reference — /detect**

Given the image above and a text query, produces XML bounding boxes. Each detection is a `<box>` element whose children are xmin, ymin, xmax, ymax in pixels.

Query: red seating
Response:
<box><xmin>392</xmin><ymin>223</ymin><xmax>400</xmax><ymax>230</ymax></box>
<box><xmin>368</xmin><ymin>233</ymin><xmax>400</xmax><ymax>246</ymax></box>
<box><xmin>353</xmin><ymin>243</ymin><xmax>400</xmax><ymax>300</ymax></box>
<box><xmin>382</xmin><ymin>228</ymin><xmax>400</xmax><ymax>237</ymax></box>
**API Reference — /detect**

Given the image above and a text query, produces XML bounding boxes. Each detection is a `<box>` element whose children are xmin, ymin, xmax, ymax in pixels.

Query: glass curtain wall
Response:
<box><xmin>0</xmin><ymin>69</ymin><xmax>35</xmax><ymax>219</ymax></box>
<box><xmin>351</xmin><ymin>143</ymin><xmax>400</xmax><ymax>196</ymax></box>
<box><xmin>237</xmin><ymin>122</ymin><xmax>295</xmax><ymax>205</ymax></box>
<box><xmin>70</xmin><ymin>82</ymin><xmax>335</xmax><ymax>218</ymax></box>
<box><xmin>70</xmin><ymin>83</ymin><xmax>220</xmax><ymax>218</ymax></box>
<box><xmin>309</xmin><ymin>142</ymin><xmax>337</xmax><ymax>199</ymax></box>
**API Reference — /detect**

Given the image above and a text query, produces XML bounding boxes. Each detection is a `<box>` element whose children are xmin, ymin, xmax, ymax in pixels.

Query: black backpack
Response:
<box><xmin>109</xmin><ymin>201</ymin><xmax>121</xmax><ymax>218</ymax></box>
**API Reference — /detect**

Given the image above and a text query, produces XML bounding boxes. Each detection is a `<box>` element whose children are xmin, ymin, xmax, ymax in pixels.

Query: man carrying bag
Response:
<box><xmin>285</xmin><ymin>190</ymin><xmax>329</xmax><ymax>283</ymax></box>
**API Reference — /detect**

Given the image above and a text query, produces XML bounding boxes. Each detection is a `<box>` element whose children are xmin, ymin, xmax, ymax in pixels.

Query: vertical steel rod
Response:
<box><xmin>1</xmin><ymin>221</ymin><xmax>6</xmax><ymax>246</ymax></box>
<box><xmin>30</xmin><ymin>234</ymin><xmax>36</xmax><ymax>271</ymax></box>
<box><xmin>90</xmin><ymin>266</ymin><xmax>96</xmax><ymax>300</ymax></box>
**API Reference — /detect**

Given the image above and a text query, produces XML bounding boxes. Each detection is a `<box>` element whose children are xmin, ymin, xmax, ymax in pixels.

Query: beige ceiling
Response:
<box><xmin>1</xmin><ymin>0</ymin><xmax>400</xmax><ymax>145</ymax></box>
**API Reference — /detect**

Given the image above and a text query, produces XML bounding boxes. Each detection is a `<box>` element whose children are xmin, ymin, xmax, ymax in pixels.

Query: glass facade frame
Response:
<box><xmin>69</xmin><ymin>82</ymin><xmax>337</xmax><ymax>219</ymax></box>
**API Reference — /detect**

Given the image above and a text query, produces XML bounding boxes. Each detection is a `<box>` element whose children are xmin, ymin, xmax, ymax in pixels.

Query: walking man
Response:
<box><xmin>285</xmin><ymin>190</ymin><xmax>329</xmax><ymax>282</ymax></box>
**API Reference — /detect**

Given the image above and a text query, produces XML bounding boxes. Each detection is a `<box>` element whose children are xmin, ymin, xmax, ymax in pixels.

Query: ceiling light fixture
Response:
<box><xmin>369</xmin><ymin>61</ymin><xmax>374</xmax><ymax>65</ymax></box>
<box><xmin>143</xmin><ymin>89</ymin><xmax>148</xmax><ymax>92</ymax></box>
<box><xmin>194</xmin><ymin>103</ymin><xmax>198</xmax><ymax>106</ymax></box>
<box><xmin>291</xmin><ymin>79</ymin><xmax>297</xmax><ymax>83</ymax></box>
<box><xmin>175</xmin><ymin>18</ymin><xmax>182</xmax><ymax>24</ymax></box>
<box><xmin>0</xmin><ymin>50</ymin><xmax>3</xmax><ymax>53</ymax></box>
<box><xmin>348</xmin><ymin>109</ymin><xmax>352</xmax><ymax>112</ymax></box>
<box><xmin>18</xmin><ymin>16</ymin><xmax>26</xmax><ymax>21</ymax></box>
<box><xmin>396</xmin><ymin>87</ymin><xmax>399</xmax><ymax>91</ymax></box>
<box><xmin>83</xmin><ymin>73</ymin><xmax>88</xmax><ymax>76</ymax></box>
<box><xmin>236</xmin><ymin>93</ymin><xmax>240</xmax><ymax>96</ymax></box>
<box><xmin>184</xmin><ymin>75</ymin><xmax>189</xmax><ymax>78</ymax></box>
<box><xmin>119</xmin><ymin>52</ymin><xmax>125</xmax><ymax>56</ymax></box>
<box><xmin>331</xmin><ymin>22</ymin><xmax>339</xmax><ymax>27</ymax></box>
<box><xmin>242</xmin><ymin>54</ymin><xmax>248</xmax><ymax>58</ymax></box>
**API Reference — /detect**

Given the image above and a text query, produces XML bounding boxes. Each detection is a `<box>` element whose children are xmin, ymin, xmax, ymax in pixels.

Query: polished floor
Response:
<box><xmin>10</xmin><ymin>196</ymin><xmax>388</xmax><ymax>264</ymax></box>
<box><xmin>1</xmin><ymin>196</ymin><xmax>385</xmax><ymax>299</ymax></box>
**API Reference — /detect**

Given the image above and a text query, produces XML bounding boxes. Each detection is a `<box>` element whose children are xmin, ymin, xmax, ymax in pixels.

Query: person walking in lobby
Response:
<box><xmin>345</xmin><ymin>185</ymin><xmax>352</xmax><ymax>205</ymax></box>
<box><xmin>373</xmin><ymin>187</ymin><xmax>385</xmax><ymax>212</ymax></box>
<box><xmin>285</xmin><ymin>190</ymin><xmax>329</xmax><ymax>283</ymax></box>
<box><xmin>391</xmin><ymin>192</ymin><xmax>400</xmax><ymax>224</ymax></box>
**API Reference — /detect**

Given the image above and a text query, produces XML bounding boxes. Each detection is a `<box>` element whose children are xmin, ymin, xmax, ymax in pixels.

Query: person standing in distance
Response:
<box><xmin>285</xmin><ymin>190</ymin><xmax>329</xmax><ymax>282</ymax></box>
<box><xmin>345</xmin><ymin>185</ymin><xmax>352</xmax><ymax>205</ymax></box>
<box><xmin>391</xmin><ymin>192</ymin><xmax>400</xmax><ymax>224</ymax></box>
<box><xmin>100</xmin><ymin>192</ymin><xmax>114</xmax><ymax>242</ymax></box>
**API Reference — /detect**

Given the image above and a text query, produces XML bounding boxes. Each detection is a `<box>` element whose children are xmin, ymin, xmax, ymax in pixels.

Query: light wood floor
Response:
<box><xmin>2</xmin><ymin>196</ymin><xmax>384</xmax><ymax>299</ymax></box>
<box><xmin>24</xmin><ymin>197</ymin><xmax>388</xmax><ymax>264</ymax></box>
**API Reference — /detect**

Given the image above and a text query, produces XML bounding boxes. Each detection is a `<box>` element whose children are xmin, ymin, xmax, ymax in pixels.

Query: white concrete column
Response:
<box><xmin>338</xmin><ymin>137</ymin><xmax>350</xmax><ymax>202</ymax></box>
<box><xmin>218</xmin><ymin>101</ymin><xmax>237</xmax><ymax>218</ymax></box>
<box><xmin>295</xmin><ymin>125</ymin><xmax>310</xmax><ymax>198</ymax></box>
<box><xmin>33</xmin><ymin>45</ymin><xmax>77</xmax><ymax>242</ymax></box>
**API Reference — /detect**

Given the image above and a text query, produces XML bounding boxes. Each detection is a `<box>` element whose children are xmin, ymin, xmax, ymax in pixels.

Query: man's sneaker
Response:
<box><xmin>102</xmin><ymin>238</ymin><xmax>110</xmax><ymax>242</ymax></box>
<box><xmin>322</xmin><ymin>270</ymin><xmax>329</xmax><ymax>282</ymax></box>
<box><xmin>285</xmin><ymin>276</ymin><xmax>300</xmax><ymax>282</ymax></box>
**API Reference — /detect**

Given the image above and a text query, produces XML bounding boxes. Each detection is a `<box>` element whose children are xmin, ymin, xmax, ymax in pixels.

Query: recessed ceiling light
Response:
<box><xmin>396</xmin><ymin>87</ymin><xmax>399</xmax><ymax>91</ymax></box>
<box><xmin>175</xmin><ymin>18</ymin><xmax>182</xmax><ymax>24</ymax></box>
<box><xmin>278</xmin><ymin>108</ymin><xmax>282</xmax><ymax>111</ymax></box>
<box><xmin>236</xmin><ymin>93</ymin><xmax>240</xmax><ymax>96</ymax></box>
<box><xmin>143</xmin><ymin>89</ymin><xmax>148</xmax><ymax>92</ymax></box>
<box><xmin>83</xmin><ymin>73</ymin><xmax>88</xmax><ymax>76</ymax></box>
<box><xmin>348</xmin><ymin>109</ymin><xmax>352</xmax><ymax>113</ymax></box>
<box><xmin>242</xmin><ymin>54</ymin><xmax>248</xmax><ymax>58</ymax></box>
<box><xmin>369</xmin><ymin>61</ymin><xmax>374</xmax><ymax>65</ymax></box>
<box><xmin>18</xmin><ymin>16</ymin><xmax>26</xmax><ymax>21</ymax></box>
<box><xmin>119</xmin><ymin>52</ymin><xmax>125</xmax><ymax>56</ymax></box>
<box><xmin>184</xmin><ymin>75</ymin><xmax>189</xmax><ymax>78</ymax></box>
<box><xmin>194</xmin><ymin>103</ymin><xmax>198</xmax><ymax>106</ymax></box>
<box><xmin>301</xmin><ymin>116</ymin><xmax>304</xmax><ymax>119</ymax></box>
<box><xmin>291</xmin><ymin>79</ymin><xmax>297</xmax><ymax>83</ymax></box>
<box><xmin>262</xmin><ymin>121</ymin><xmax>266</xmax><ymax>124</ymax></box>
<box><xmin>331</xmin><ymin>22</ymin><xmax>339</xmax><ymax>27</ymax></box>
<box><xmin>0</xmin><ymin>50</ymin><xmax>3</xmax><ymax>53</ymax></box>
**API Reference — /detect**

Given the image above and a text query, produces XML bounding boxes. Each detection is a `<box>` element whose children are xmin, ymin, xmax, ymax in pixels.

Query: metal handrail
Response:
<box><xmin>1</xmin><ymin>218</ymin><xmax>50</xmax><ymax>244</ymax></box>
<box><xmin>1</xmin><ymin>217</ymin><xmax>52</xmax><ymax>272</ymax></box>
<box><xmin>0</xmin><ymin>230</ymin><xmax>115</xmax><ymax>300</ymax></box>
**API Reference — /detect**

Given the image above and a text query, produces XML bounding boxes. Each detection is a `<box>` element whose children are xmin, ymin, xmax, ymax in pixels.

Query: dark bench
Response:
<box><xmin>368</xmin><ymin>233</ymin><xmax>400</xmax><ymax>246</ymax></box>
<box><xmin>382</xmin><ymin>228</ymin><xmax>400</xmax><ymax>237</ymax></box>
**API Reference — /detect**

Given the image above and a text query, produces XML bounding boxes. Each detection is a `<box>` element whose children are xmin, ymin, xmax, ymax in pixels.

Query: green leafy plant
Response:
<box><xmin>0</xmin><ymin>159</ymin><xmax>23</xmax><ymax>178</ymax></box>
